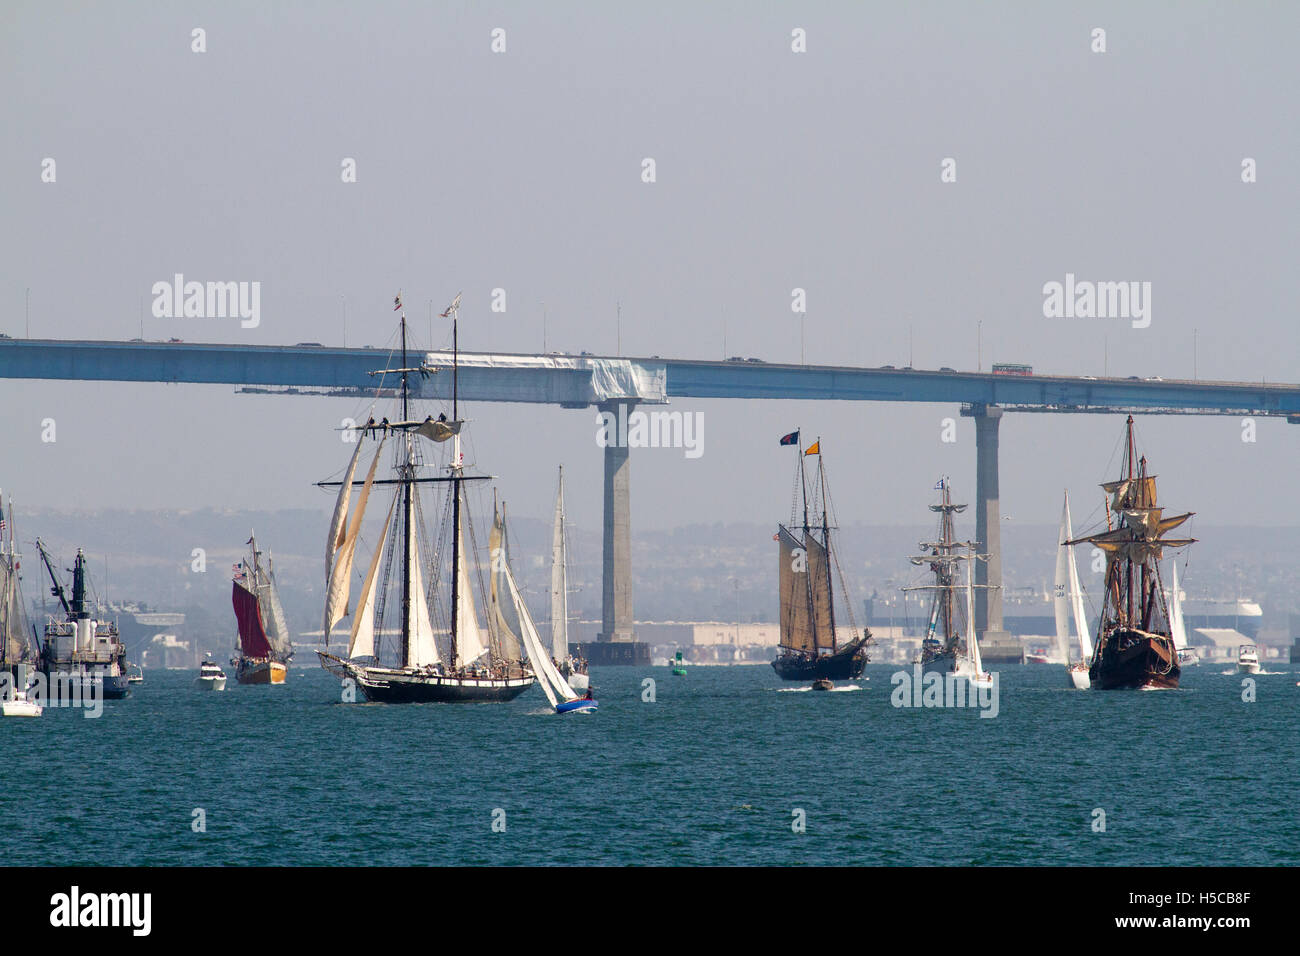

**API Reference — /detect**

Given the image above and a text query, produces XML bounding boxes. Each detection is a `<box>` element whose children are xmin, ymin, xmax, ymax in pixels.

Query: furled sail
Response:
<box><xmin>324</xmin><ymin>436</ymin><xmax>387</xmax><ymax>638</ymax></box>
<box><xmin>777</xmin><ymin>525</ymin><xmax>814</xmax><ymax>651</ymax></box>
<box><xmin>488</xmin><ymin>501</ymin><xmax>523</xmax><ymax>661</ymax></box>
<box><xmin>232</xmin><ymin>579</ymin><xmax>272</xmax><ymax>658</ymax></box>
<box><xmin>452</xmin><ymin>484</ymin><xmax>488</xmax><ymax>666</ymax></box>
<box><xmin>349</xmin><ymin>494</ymin><xmax>397</xmax><ymax>660</ymax></box>
<box><xmin>508</xmin><ymin>561</ymin><xmax>575</xmax><ymax>707</ymax></box>
<box><xmin>550</xmin><ymin>469</ymin><xmax>569</xmax><ymax>661</ymax></box>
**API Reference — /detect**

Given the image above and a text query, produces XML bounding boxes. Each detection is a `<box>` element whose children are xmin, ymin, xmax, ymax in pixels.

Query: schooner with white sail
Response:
<box><xmin>316</xmin><ymin>293</ymin><xmax>535</xmax><ymax>703</ymax></box>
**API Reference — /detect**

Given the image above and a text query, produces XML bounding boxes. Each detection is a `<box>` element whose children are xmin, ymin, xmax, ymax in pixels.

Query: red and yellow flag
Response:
<box><xmin>804</xmin><ymin>441</ymin><xmax>820</xmax><ymax>456</ymax></box>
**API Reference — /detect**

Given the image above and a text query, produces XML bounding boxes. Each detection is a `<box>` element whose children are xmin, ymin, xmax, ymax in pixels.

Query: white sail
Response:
<box><xmin>1067</xmin><ymin>526</ymin><xmax>1092</xmax><ymax>659</ymax></box>
<box><xmin>452</xmin><ymin>484</ymin><xmax>488</xmax><ymax>666</ymax></box>
<box><xmin>549</xmin><ymin>467</ymin><xmax>569</xmax><ymax>661</ymax></box>
<box><xmin>324</xmin><ymin>436</ymin><xmax>387</xmax><ymax>638</ymax></box>
<box><xmin>407</xmin><ymin>486</ymin><xmax>441</xmax><ymax>668</ymax></box>
<box><xmin>1169</xmin><ymin>562</ymin><xmax>1187</xmax><ymax>651</ymax></box>
<box><xmin>507</xmin><ymin>562</ymin><xmax>575</xmax><ymax>706</ymax></box>
<box><xmin>323</xmin><ymin>436</ymin><xmax>365</xmax><ymax>624</ymax></box>
<box><xmin>1053</xmin><ymin>495</ymin><xmax>1072</xmax><ymax>663</ymax></box>
<box><xmin>348</xmin><ymin>494</ymin><xmax>397</xmax><ymax>660</ymax></box>
<box><xmin>965</xmin><ymin>561</ymin><xmax>984</xmax><ymax>676</ymax></box>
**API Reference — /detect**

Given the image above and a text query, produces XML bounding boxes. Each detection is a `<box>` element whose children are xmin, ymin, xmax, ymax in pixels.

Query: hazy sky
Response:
<box><xmin>3</xmin><ymin>2</ymin><xmax>1298</xmax><ymax>537</ymax></box>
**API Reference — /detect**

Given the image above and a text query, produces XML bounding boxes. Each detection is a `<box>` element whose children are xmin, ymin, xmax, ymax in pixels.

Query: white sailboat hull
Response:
<box><xmin>1067</xmin><ymin>665</ymin><xmax>1091</xmax><ymax>690</ymax></box>
<box><xmin>1</xmin><ymin>697</ymin><xmax>42</xmax><ymax>717</ymax></box>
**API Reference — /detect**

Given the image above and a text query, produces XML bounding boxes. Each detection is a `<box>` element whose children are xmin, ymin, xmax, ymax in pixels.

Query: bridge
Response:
<box><xmin>5</xmin><ymin>337</ymin><xmax>1299</xmax><ymax>662</ymax></box>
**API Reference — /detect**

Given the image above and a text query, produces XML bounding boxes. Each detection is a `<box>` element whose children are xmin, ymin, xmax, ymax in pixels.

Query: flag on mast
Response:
<box><xmin>805</xmin><ymin>441</ymin><xmax>820</xmax><ymax>456</ymax></box>
<box><xmin>779</xmin><ymin>430</ymin><xmax>799</xmax><ymax>446</ymax></box>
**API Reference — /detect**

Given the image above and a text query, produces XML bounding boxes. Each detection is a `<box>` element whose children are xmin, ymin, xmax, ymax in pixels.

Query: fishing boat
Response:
<box><xmin>1237</xmin><ymin>644</ymin><xmax>1260</xmax><ymax>674</ymax></box>
<box><xmin>1054</xmin><ymin>492</ymin><xmax>1093</xmax><ymax>690</ymax></box>
<box><xmin>1168</xmin><ymin>563</ymin><xmax>1199</xmax><ymax>666</ymax></box>
<box><xmin>0</xmin><ymin>491</ymin><xmax>38</xmax><ymax>687</ymax></box>
<box><xmin>811</xmin><ymin>678</ymin><xmax>834</xmax><ymax>691</ymax></box>
<box><xmin>35</xmin><ymin>542</ymin><xmax>131</xmax><ymax>700</ymax></box>
<box><xmin>549</xmin><ymin>467</ymin><xmax>588</xmax><ymax>692</ymax></box>
<box><xmin>316</xmin><ymin>293</ymin><xmax>535</xmax><ymax>703</ymax></box>
<box><xmin>771</xmin><ymin>435</ymin><xmax>870</xmax><ymax>680</ymax></box>
<box><xmin>230</xmin><ymin>534</ymin><xmax>292</xmax><ymax>684</ymax></box>
<box><xmin>907</xmin><ymin>479</ymin><xmax>989</xmax><ymax>682</ymax></box>
<box><xmin>1067</xmin><ymin>416</ymin><xmax>1194</xmax><ymax>690</ymax></box>
<box><xmin>125</xmin><ymin>661</ymin><xmax>144</xmax><ymax>684</ymax></box>
<box><xmin>195</xmin><ymin>654</ymin><xmax>227</xmax><ymax>691</ymax></box>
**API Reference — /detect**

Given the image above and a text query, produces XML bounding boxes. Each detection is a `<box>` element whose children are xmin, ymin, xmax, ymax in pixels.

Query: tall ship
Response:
<box><xmin>1067</xmin><ymin>416</ymin><xmax>1194</xmax><ymax>690</ymax></box>
<box><xmin>317</xmin><ymin>293</ymin><xmax>536</xmax><ymax>703</ymax></box>
<box><xmin>1</xmin><ymin>492</ymin><xmax>38</xmax><ymax>682</ymax></box>
<box><xmin>906</xmin><ymin>478</ymin><xmax>990</xmax><ymax>681</ymax></box>
<box><xmin>1054</xmin><ymin>491</ymin><xmax>1093</xmax><ymax>689</ymax></box>
<box><xmin>34</xmin><ymin>541</ymin><xmax>131</xmax><ymax>699</ymax></box>
<box><xmin>772</xmin><ymin>434</ymin><xmax>870</xmax><ymax>680</ymax></box>
<box><xmin>231</xmin><ymin>534</ymin><xmax>293</xmax><ymax>684</ymax></box>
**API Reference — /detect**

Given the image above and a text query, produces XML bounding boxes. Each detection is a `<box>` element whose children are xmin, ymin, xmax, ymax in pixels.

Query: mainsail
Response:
<box><xmin>1054</xmin><ymin>492</ymin><xmax>1093</xmax><ymax>661</ymax></box>
<box><xmin>488</xmin><ymin>499</ymin><xmax>524</xmax><ymax>662</ymax></box>
<box><xmin>348</xmin><ymin>494</ymin><xmax>397</xmax><ymax>660</ymax></box>
<box><xmin>452</xmin><ymin>483</ymin><xmax>488</xmax><ymax>666</ymax></box>
<box><xmin>324</xmin><ymin>436</ymin><xmax>387</xmax><ymax>638</ymax></box>
<box><xmin>777</xmin><ymin>525</ymin><xmax>814</xmax><ymax>651</ymax></box>
<box><xmin>965</xmin><ymin>560</ymin><xmax>984</xmax><ymax>677</ymax></box>
<box><xmin>1169</xmin><ymin>562</ymin><xmax>1188</xmax><ymax>651</ymax></box>
<box><xmin>550</xmin><ymin>468</ymin><xmax>569</xmax><ymax>661</ymax></box>
<box><xmin>509</xmin><ymin>561</ymin><xmax>576</xmax><ymax>708</ymax></box>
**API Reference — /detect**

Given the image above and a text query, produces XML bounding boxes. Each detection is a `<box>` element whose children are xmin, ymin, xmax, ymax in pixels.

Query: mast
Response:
<box><xmin>816</xmin><ymin>446</ymin><xmax>837</xmax><ymax>651</ymax></box>
<box><xmin>400</xmin><ymin>303</ymin><xmax>412</xmax><ymax>667</ymax></box>
<box><xmin>1125</xmin><ymin>416</ymin><xmax>1135</xmax><ymax>626</ymax></box>
<box><xmin>448</xmin><ymin>294</ymin><xmax>461</xmax><ymax>669</ymax></box>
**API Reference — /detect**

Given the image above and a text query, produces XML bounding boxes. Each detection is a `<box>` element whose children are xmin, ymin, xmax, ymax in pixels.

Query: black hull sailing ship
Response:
<box><xmin>1068</xmin><ymin>416</ymin><xmax>1193</xmax><ymax>690</ymax></box>
<box><xmin>771</xmin><ymin>434</ymin><xmax>870</xmax><ymax>681</ymax></box>
<box><xmin>231</xmin><ymin>534</ymin><xmax>293</xmax><ymax>684</ymax></box>
<box><xmin>317</xmin><ymin>292</ymin><xmax>536</xmax><ymax>704</ymax></box>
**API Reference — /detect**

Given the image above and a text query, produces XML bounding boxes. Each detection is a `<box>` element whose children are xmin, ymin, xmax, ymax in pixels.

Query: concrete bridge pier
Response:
<box><xmin>584</xmin><ymin>400</ymin><xmax>649</xmax><ymax>665</ymax></box>
<box><xmin>962</xmin><ymin>403</ymin><xmax>1023</xmax><ymax>663</ymax></box>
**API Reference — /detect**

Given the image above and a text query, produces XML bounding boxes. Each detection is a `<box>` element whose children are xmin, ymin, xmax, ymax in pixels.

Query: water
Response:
<box><xmin>2</xmin><ymin>663</ymin><xmax>1294</xmax><ymax>865</ymax></box>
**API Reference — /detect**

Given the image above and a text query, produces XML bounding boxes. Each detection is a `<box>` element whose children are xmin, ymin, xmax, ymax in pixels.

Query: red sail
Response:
<box><xmin>232</xmin><ymin>580</ymin><xmax>272</xmax><ymax>658</ymax></box>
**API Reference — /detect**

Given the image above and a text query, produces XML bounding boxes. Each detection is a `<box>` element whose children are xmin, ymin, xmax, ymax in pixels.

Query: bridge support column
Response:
<box><xmin>962</xmin><ymin>404</ymin><xmax>1022</xmax><ymax>663</ymax></box>
<box><xmin>597</xmin><ymin>400</ymin><xmax>636</xmax><ymax>647</ymax></box>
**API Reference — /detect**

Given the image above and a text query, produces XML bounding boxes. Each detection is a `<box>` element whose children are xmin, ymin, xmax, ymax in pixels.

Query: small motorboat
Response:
<box><xmin>195</xmin><ymin>656</ymin><xmax>227</xmax><ymax>691</ymax></box>
<box><xmin>1237</xmin><ymin>644</ymin><xmax>1260</xmax><ymax>674</ymax></box>
<box><xmin>126</xmin><ymin>662</ymin><xmax>144</xmax><ymax>684</ymax></box>
<box><xmin>811</xmin><ymin>678</ymin><xmax>834</xmax><ymax>691</ymax></box>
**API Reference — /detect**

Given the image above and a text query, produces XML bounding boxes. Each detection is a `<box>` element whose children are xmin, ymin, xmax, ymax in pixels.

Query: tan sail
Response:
<box><xmin>348</xmin><ymin>493</ymin><xmax>397</xmax><ymax>660</ymax></box>
<box><xmin>323</xmin><ymin>436</ymin><xmax>365</xmax><ymax>601</ymax></box>
<box><xmin>453</xmin><ymin>484</ymin><xmax>489</xmax><ymax>665</ymax></box>
<box><xmin>323</xmin><ymin>436</ymin><xmax>387</xmax><ymax>638</ymax></box>
<box><xmin>487</xmin><ymin>501</ymin><xmax>523</xmax><ymax>661</ymax></box>
<box><xmin>804</xmin><ymin>531</ymin><xmax>835</xmax><ymax>651</ymax></box>
<box><xmin>777</xmin><ymin>525</ymin><xmax>814</xmax><ymax>651</ymax></box>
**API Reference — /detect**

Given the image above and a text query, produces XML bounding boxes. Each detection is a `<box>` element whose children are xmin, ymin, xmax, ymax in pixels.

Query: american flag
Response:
<box><xmin>232</xmin><ymin>563</ymin><xmax>246</xmax><ymax>581</ymax></box>
<box><xmin>0</xmin><ymin>501</ymin><xmax>6</xmax><ymax>537</ymax></box>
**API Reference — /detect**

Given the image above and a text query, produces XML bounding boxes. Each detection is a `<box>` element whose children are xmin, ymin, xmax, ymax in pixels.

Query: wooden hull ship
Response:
<box><xmin>771</xmin><ymin>434</ymin><xmax>870</xmax><ymax>681</ymax></box>
<box><xmin>1068</xmin><ymin>416</ymin><xmax>1194</xmax><ymax>691</ymax></box>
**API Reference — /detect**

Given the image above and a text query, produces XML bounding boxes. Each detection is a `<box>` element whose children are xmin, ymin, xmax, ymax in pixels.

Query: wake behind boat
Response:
<box><xmin>771</xmin><ymin>434</ymin><xmax>870</xmax><ymax>680</ymax></box>
<box><xmin>317</xmin><ymin>293</ymin><xmax>535</xmax><ymax>704</ymax></box>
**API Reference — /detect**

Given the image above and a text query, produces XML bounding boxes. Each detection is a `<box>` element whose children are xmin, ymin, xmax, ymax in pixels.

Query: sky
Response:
<box><xmin>2</xmin><ymin>1</ymin><xmax>1298</xmax><ymax>537</ymax></box>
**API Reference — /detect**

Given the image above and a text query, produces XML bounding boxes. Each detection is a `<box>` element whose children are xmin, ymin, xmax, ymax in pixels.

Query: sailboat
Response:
<box><xmin>34</xmin><ymin>542</ymin><xmax>131</xmax><ymax>699</ymax></box>
<box><xmin>549</xmin><ymin>467</ymin><xmax>588</xmax><ymax>692</ymax></box>
<box><xmin>316</xmin><ymin>293</ymin><xmax>535</xmax><ymax>703</ymax></box>
<box><xmin>1055</xmin><ymin>492</ymin><xmax>1093</xmax><ymax>690</ymax></box>
<box><xmin>230</xmin><ymin>534</ymin><xmax>293</xmax><ymax>684</ymax></box>
<box><xmin>772</xmin><ymin>436</ymin><xmax>870</xmax><ymax>680</ymax></box>
<box><xmin>1067</xmin><ymin>416</ymin><xmax>1194</xmax><ymax>690</ymax></box>
<box><xmin>1</xmin><ymin>491</ymin><xmax>37</xmax><ymax>684</ymax></box>
<box><xmin>962</xmin><ymin>560</ymin><xmax>993</xmax><ymax>689</ymax></box>
<box><xmin>1168</xmin><ymin>563</ymin><xmax>1198</xmax><ymax>666</ymax></box>
<box><xmin>908</xmin><ymin>478</ymin><xmax>988</xmax><ymax>681</ymax></box>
